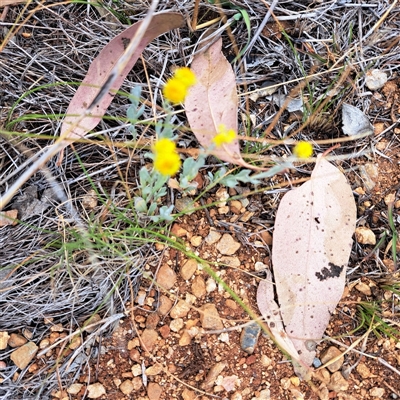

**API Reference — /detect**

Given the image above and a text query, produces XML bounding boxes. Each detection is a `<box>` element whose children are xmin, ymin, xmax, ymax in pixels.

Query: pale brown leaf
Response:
<box><xmin>185</xmin><ymin>38</ymin><xmax>264</xmax><ymax>170</ymax></box>
<box><xmin>257</xmin><ymin>271</ymin><xmax>311</xmax><ymax>380</ymax></box>
<box><xmin>58</xmin><ymin>12</ymin><xmax>184</xmax><ymax>161</ymax></box>
<box><xmin>271</xmin><ymin>155</ymin><xmax>356</xmax><ymax>367</ymax></box>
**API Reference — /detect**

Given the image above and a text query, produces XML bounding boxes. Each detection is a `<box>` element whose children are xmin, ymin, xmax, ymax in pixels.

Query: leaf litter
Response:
<box><xmin>258</xmin><ymin>154</ymin><xmax>357</xmax><ymax>379</ymax></box>
<box><xmin>185</xmin><ymin>38</ymin><xmax>265</xmax><ymax>170</ymax></box>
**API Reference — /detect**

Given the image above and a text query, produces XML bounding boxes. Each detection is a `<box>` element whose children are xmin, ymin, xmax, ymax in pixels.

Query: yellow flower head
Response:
<box><xmin>163</xmin><ymin>77</ymin><xmax>187</xmax><ymax>104</ymax></box>
<box><xmin>152</xmin><ymin>138</ymin><xmax>181</xmax><ymax>176</ymax></box>
<box><xmin>152</xmin><ymin>137</ymin><xmax>176</xmax><ymax>155</ymax></box>
<box><xmin>163</xmin><ymin>67</ymin><xmax>196</xmax><ymax>104</ymax></box>
<box><xmin>174</xmin><ymin>67</ymin><xmax>196</xmax><ymax>88</ymax></box>
<box><xmin>154</xmin><ymin>151</ymin><xmax>181</xmax><ymax>176</ymax></box>
<box><xmin>213</xmin><ymin>124</ymin><xmax>236</xmax><ymax>147</ymax></box>
<box><xmin>293</xmin><ymin>141</ymin><xmax>313</xmax><ymax>158</ymax></box>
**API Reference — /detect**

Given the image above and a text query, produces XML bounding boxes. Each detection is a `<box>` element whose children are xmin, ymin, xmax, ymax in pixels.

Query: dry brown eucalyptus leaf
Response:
<box><xmin>259</xmin><ymin>154</ymin><xmax>356</xmax><ymax>375</ymax></box>
<box><xmin>58</xmin><ymin>12</ymin><xmax>184</xmax><ymax>163</ymax></box>
<box><xmin>257</xmin><ymin>271</ymin><xmax>311</xmax><ymax>380</ymax></box>
<box><xmin>185</xmin><ymin>38</ymin><xmax>264</xmax><ymax>170</ymax></box>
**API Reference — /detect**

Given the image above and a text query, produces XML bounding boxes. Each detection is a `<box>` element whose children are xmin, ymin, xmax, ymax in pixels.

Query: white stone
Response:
<box><xmin>206</xmin><ymin>278</ymin><xmax>217</xmax><ymax>293</ymax></box>
<box><xmin>365</xmin><ymin>69</ymin><xmax>388</xmax><ymax>91</ymax></box>
<box><xmin>369</xmin><ymin>387</ymin><xmax>385</xmax><ymax>398</ymax></box>
<box><xmin>254</xmin><ymin>262</ymin><xmax>267</xmax><ymax>272</ymax></box>
<box><xmin>131</xmin><ymin>364</ymin><xmax>142</xmax><ymax>377</ymax></box>
<box><xmin>170</xmin><ymin>318</ymin><xmax>184</xmax><ymax>332</ymax></box>
<box><xmin>67</xmin><ymin>384</ymin><xmax>83</xmax><ymax>394</ymax></box>
<box><xmin>205</xmin><ymin>229</ymin><xmax>222</xmax><ymax>245</ymax></box>
<box><xmin>87</xmin><ymin>383</ymin><xmax>106</xmax><ymax>399</ymax></box>
<box><xmin>218</xmin><ymin>332</ymin><xmax>230</xmax><ymax>343</ymax></box>
<box><xmin>355</xmin><ymin>227</ymin><xmax>376</xmax><ymax>245</ymax></box>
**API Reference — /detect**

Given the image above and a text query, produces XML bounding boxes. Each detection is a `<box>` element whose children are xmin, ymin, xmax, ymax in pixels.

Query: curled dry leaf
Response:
<box><xmin>185</xmin><ymin>38</ymin><xmax>264</xmax><ymax>170</ymax></box>
<box><xmin>58</xmin><ymin>12</ymin><xmax>184</xmax><ymax>163</ymax></box>
<box><xmin>258</xmin><ymin>155</ymin><xmax>356</xmax><ymax>377</ymax></box>
<box><xmin>257</xmin><ymin>271</ymin><xmax>311</xmax><ymax>380</ymax></box>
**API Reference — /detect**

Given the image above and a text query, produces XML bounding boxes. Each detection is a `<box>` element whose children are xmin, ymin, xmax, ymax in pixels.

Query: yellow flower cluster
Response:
<box><xmin>163</xmin><ymin>67</ymin><xmax>196</xmax><ymax>104</ymax></box>
<box><xmin>152</xmin><ymin>138</ymin><xmax>181</xmax><ymax>176</ymax></box>
<box><xmin>213</xmin><ymin>124</ymin><xmax>236</xmax><ymax>147</ymax></box>
<box><xmin>293</xmin><ymin>141</ymin><xmax>313</xmax><ymax>158</ymax></box>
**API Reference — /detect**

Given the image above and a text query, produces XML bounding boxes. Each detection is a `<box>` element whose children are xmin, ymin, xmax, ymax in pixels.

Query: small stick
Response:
<box><xmin>191</xmin><ymin>0</ymin><xmax>200</xmax><ymax>31</ymax></box>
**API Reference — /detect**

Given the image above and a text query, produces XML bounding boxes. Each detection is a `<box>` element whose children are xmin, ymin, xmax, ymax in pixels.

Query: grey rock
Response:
<box><xmin>313</xmin><ymin>358</ymin><xmax>322</xmax><ymax>368</ymax></box>
<box><xmin>240</xmin><ymin>322</ymin><xmax>261</xmax><ymax>354</ymax></box>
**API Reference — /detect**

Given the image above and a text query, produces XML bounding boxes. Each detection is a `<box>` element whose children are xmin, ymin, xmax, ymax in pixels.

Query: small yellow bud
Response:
<box><xmin>152</xmin><ymin>137</ymin><xmax>176</xmax><ymax>155</ymax></box>
<box><xmin>152</xmin><ymin>138</ymin><xmax>181</xmax><ymax>176</ymax></box>
<box><xmin>174</xmin><ymin>67</ymin><xmax>196</xmax><ymax>88</ymax></box>
<box><xmin>163</xmin><ymin>67</ymin><xmax>196</xmax><ymax>104</ymax></box>
<box><xmin>163</xmin><ymin>77</ymin><xmax>188</xmax><ymax>104</ymax></box>
<box><xmin>213</xmin><ymin>124</ymin><xmax>236</xmax><ymax>147</ymax></box>
<box><xmin>293</xmin><ymin>141</ymin><xmax>313</xmax><ymax>158</ymax></box>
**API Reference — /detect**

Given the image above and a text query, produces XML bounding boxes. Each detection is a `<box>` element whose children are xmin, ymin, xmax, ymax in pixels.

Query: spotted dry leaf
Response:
<box><xmin>258</xmin><ymin>154</ymin><xmax>356</xmax><ymax>375</ymax></box>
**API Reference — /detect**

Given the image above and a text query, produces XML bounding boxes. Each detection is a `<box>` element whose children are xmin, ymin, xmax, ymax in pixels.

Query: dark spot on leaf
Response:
<box><xmin>269</xmin><ymin>322</ymin><xmax>275</xmax><ymax>328</ymax></box>
<box><xmin>315</xmin><ymin>263</ymin><xmax>344</xmax><ymax>281</ymax></box>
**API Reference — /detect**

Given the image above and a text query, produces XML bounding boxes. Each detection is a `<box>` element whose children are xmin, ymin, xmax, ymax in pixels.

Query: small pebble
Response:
<box><xmin>218</xmin><ymin>332</ymin><xmax>230</xmax><ymax>343</ymax></box>
<box><xmin>355</xmin><ymin>281</ymin><xmax>372</xmax><ymax>296</ymax></box>
<box><xmin>119</xmin><ymin>380</ymin><xmax>134</xmax><ymax>395</ymax></box>
<box><xmin>0</xmin><ymin>332</ymin><xmax>10</xmax><ymax>350</ymax></box>
<box><xmin>147</xmin><ymin>382</ymin><xmax>162</xmax><ymax>400</ymax></box>
<box><xmin>158</xmin><ymin>295</ymin><xmax>173</xmax><ymax>315</ymax></box>
<box><xmin>205</xmin><ymin>229</ymin><xmax>222</xmax><ymax>245</ymax></box>
<box><xmin>240</xmin><ymin>322</ymin><xmax>261</xmax><ymax>354</ymax></box>
<box><xmin>87</xmin><ymin>382</ymin><xmax>106</xmax><ymax>399</ymax></box>
<box><xmin>365</xmin><ymin>69</ymin><xmax>388</xmax><ymax>91</ymax></box>
<box><xmin>170</xmin><ymin>318</ymin><xmax>184</xmax><ymax>333</ymax></box>
<box><xmin>320</xmin><ymin>346</ymin><xmax>344</xmax><ymax>372</ymax></box>
<box><xmin>200</xmin><ymin>304</ymin><xmax>224</xmax><ymax>330</ymax></box>
<box><xmin>10</xmin><ymin>342</ymin><xmax>38</xmax><ymax>369</ymax></box>
<box><xmin>170</xmin><ymin>300</ymin><xmax>191</xmax><ymax>319</ymax></box>
<box><xmin>369</xmin><ymin>387</ymin><xmax>385</xmax><ymax>398</ymax></box>
<box><xmin>260</xmin><ymin>354</ymin><xmax>272</xmax><ymax>367</ymax></box>
<box><xmin>254</xmin><ymin>262</ymin><xmax>267</xmax><ymax>272</ymax></box>
<box><xmin>206</xmin><ymin>278</ymin><xmax>217</xmax><ymax>293</ymax></box>
<box><xmin>180</xmin><ymin>259</ymin><xmax>198</xmax><ymax>280</ymax></box>
<box><xmin>312</xmin><ymin>358</ymin><xmax>322</xmax><ymax>368</ymax></box>
<box><xmin>67</xmin><ymin>383</ymin><xmax>83</xmax><ymax>395</ymax></box>
<box><xmin>216</xmin><ymin>234</ymin><xmax>241</xmax><ymax>255</ymax></box>
<box><xmin>355</xmin><ymin>226</ymin><xmax>376</xmax><ymax>245</ymax></box>
<box><xmin>156</xmin><ymin>265</ymin><xmax>177</xmax><ymax>290</ymax></box>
